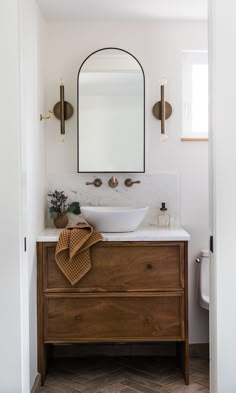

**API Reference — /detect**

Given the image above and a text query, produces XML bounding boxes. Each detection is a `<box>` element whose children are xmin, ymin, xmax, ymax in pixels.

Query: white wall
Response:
<box><xmin>0</xmin><ymin>0</ymin><xmax>46</xmax><ymax>392</ymax></box>
<box><xmin>210</xmin><ymin>0</ymin><xmax>236</xmax><ymax>391</ymax></box>
<box><xmin>44</xmin><ymin>20</ymin><xmax>209</xmax><ymax>343</ymax></box>
<box><xmin>0</xmin><ymin>1</ymin><xmax>23</xmax><ymax>391</ymax></box>
<box><xmin>20</xmin><ymin>0</ymin><xmax>46</xmax><ymax>389</ymax></box>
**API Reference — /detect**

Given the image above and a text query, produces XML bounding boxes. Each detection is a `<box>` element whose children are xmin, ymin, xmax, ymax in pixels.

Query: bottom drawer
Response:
<box><xmin>44</xmin><ymin>293</ymin><xmax>184</xmax><ymax>342</ymax></box>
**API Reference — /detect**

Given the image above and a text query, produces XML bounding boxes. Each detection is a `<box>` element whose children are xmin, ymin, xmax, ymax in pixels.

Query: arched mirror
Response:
<box><xmin>77</xmin><ymin>48</ymin><xmax>145</xmax><ymax>173</ymax></box>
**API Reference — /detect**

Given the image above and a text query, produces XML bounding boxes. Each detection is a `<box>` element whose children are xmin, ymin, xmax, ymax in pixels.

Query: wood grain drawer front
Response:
<box><xmin>44</xmin><ymin>242</ymin><xmax>184</xmax><ymax>292</ymax></box>
<box><xmin>44</xmin><ymin>293</ymin><xmax>185</xmax><ymax>342</ymax></box>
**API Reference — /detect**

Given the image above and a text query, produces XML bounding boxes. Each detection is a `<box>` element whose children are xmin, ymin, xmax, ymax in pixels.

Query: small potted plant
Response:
<box><xmin>48</xmin><ymin>190</ymin><xmax>80</xmax><ymax>228</ymax></box>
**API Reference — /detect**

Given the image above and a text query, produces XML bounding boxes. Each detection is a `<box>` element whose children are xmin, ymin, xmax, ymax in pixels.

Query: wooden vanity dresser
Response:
<box><xmin>37</xmin><ymin>234</ymin><xmax>189</xmax><ymax>385</ymax></box>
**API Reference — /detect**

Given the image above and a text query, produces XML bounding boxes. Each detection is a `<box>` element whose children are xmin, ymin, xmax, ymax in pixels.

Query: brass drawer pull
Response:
<box><xmin>146</xmin><ymin>263</ymin><xmax>153</xmax><ymax>270</ymax></box>
<box><xmin>75</xmin><ymin>315</ymin><xmax>81</xmax><ymax>321</ymax></box>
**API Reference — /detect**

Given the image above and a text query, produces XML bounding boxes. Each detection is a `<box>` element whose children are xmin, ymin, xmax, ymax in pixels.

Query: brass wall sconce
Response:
<box><xmin>40</xmin><ymin>81</ymin><xmax>73</xmax><ymax>138</ymax></box>
<box><xmin>152</xmin><ymin>80</ymin><xmax>172</xmax><ymax>142</ymax></box>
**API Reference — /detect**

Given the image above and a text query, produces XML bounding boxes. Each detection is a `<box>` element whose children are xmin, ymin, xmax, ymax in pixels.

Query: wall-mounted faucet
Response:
<box><xmin>85</xmin><ymin>176</ymin><xmax>140</xmax><ymax>189</ymax></box>
<box><xmin>85</xmin><ymin>178</ymin><xmax>102</xmax><ymax>187</ymax></box>
<box><xmin>108</xmin><ymin>176</ymin><xmax>118</xmax><ymax>188</ymax></box>
<box><xmin>124</xmin><ymin>178</ymin><xmax>141</xmax><ymax>187</ymax></box>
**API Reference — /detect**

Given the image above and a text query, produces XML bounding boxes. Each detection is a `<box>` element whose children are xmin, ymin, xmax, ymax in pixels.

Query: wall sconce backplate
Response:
<box><xmin>53</xmin><ymin>101</ymin><xmax>74</xmax><ymax>121</ymax></box>
<box><xmin>152</xmin><ymin>101</ymin><xmax>172</xmax><ymax>120</ymax></box>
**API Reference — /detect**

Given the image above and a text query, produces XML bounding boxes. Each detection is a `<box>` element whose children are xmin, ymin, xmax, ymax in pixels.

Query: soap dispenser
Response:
<box><xmin>158</xmin><ymin>202</ymin><xmax>170</xmax><ymax>228</ymax></box>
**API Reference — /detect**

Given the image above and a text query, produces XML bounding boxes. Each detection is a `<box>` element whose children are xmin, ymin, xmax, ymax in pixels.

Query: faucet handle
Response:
<box><xmin>86</xmin><ymin>178</ymin><xmax>102</xmax><ymax>187</ymax></box>
<box><xmin>124</xmin><ymin>178</ymin><xmax>141</xmax><ymax>187</ymax></box>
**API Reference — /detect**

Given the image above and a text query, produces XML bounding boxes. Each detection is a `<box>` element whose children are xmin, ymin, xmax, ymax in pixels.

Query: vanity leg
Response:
<box><xmin>38</xmin><ymin>343</ymin><xmax>51</xmax><ymax>385</ymax></box>
<box><xmin>183</xmin><ymin>340</ymin><xmax>190</xmax><ymax>385</ymax></box>
<box><xmin>177</xmin><ymin>341</ymin><xmax>189</xmax><ymax>385</ymax></box>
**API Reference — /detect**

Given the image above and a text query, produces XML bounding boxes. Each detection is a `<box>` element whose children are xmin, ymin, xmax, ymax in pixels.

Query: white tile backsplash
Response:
<box><xmin>46</xmin><ymin>172</ymin><xmax>181</xmax><ymax>228</ymax></box>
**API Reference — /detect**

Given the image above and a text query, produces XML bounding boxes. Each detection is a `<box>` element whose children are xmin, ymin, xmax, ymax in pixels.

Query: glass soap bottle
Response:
<box><xmin>158</xmin><ymin>202</ymin><xmax>170</xmax><ymax>228</ymax></box>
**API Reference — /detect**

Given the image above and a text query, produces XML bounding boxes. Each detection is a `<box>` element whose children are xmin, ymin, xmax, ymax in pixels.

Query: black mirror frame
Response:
<box><xmin>77</xmin><ymin>47</ymin><xmax>145</xmax><ymax>173</ymax></box>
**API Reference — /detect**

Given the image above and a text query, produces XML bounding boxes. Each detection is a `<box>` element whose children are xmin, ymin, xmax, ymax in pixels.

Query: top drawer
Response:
<box><xmin>40</xmin><ymin>242</ymin><xmax>185</xmax><ymax>292</ymax></box>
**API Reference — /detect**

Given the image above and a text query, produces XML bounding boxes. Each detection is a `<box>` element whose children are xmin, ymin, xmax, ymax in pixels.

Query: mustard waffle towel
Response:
<box><xmin>55</xmin><ymin>223</ymin><xmax>103</xmax><ymax>285</ymax></box>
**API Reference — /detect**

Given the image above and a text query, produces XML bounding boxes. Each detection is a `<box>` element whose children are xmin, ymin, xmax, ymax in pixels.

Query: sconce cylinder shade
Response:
<box><xmin>60</xmin><ymin>84</ymin><xmax>65</xmax><ymax>135</ymax></box>
<box><xmin>152</xmin><ymin>83</ymin><xmax>172</xmax><ymax>142</ymax></box>
<box><xmin>161</xmin><ymin>84</ymin><xmax>165</xmax><ymax>135</ymax></box>
<box><xmin>53</xmin><ymin>82</ymin><xmax>74</xmax><ymax>134</ymax></box>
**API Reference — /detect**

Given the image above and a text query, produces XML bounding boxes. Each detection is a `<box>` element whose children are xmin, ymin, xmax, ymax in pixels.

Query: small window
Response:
<box><xmin>182</xmin><ymin>51</ymin><xmax>208</xmax><ymax>140</ymax></box>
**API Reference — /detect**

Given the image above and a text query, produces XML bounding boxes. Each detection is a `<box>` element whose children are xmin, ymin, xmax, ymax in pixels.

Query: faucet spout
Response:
<box><xmin>108</xmin><ymin>176</ymin><xmax>118</xmax><ymax>188</ymax></box>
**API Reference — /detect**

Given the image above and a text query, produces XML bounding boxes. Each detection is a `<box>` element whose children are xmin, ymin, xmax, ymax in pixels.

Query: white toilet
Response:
<box><xmin>197</xmin><ymin>249</ymin><xmax>210</xmax><ymax>310</ymax></box>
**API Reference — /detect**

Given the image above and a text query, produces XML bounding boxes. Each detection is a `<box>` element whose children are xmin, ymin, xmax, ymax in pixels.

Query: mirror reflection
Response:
<box><xmin>78</xmin><ymin>48</ymin><xmax>145</xmax><ymax>173</ymax></box>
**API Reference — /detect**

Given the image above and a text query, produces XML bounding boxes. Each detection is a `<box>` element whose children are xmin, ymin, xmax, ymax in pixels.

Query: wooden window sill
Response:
<box><xmin>181</xmin><ymin>138</ymin><xmax>208</xmax><ymax>142</ymax></box>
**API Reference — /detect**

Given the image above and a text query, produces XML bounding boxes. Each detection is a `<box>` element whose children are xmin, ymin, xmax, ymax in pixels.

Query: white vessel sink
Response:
<box><xmin>80</xmin><ymin>206</ymin><xmax>149</xmax><ymax>233</ymax></box>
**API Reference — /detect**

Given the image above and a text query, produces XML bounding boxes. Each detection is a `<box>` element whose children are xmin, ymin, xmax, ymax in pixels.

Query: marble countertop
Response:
<box><xmin>37</xmin><ymin>226</ymin><xmax>190</xmax><ymax>242</ymax></box>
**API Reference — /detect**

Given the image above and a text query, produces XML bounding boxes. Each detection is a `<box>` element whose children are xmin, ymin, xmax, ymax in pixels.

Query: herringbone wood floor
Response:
<box><xmin>39</xmin><ymin>356</ymin><xmax>209</xmax><ymax>393</ymax></box>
